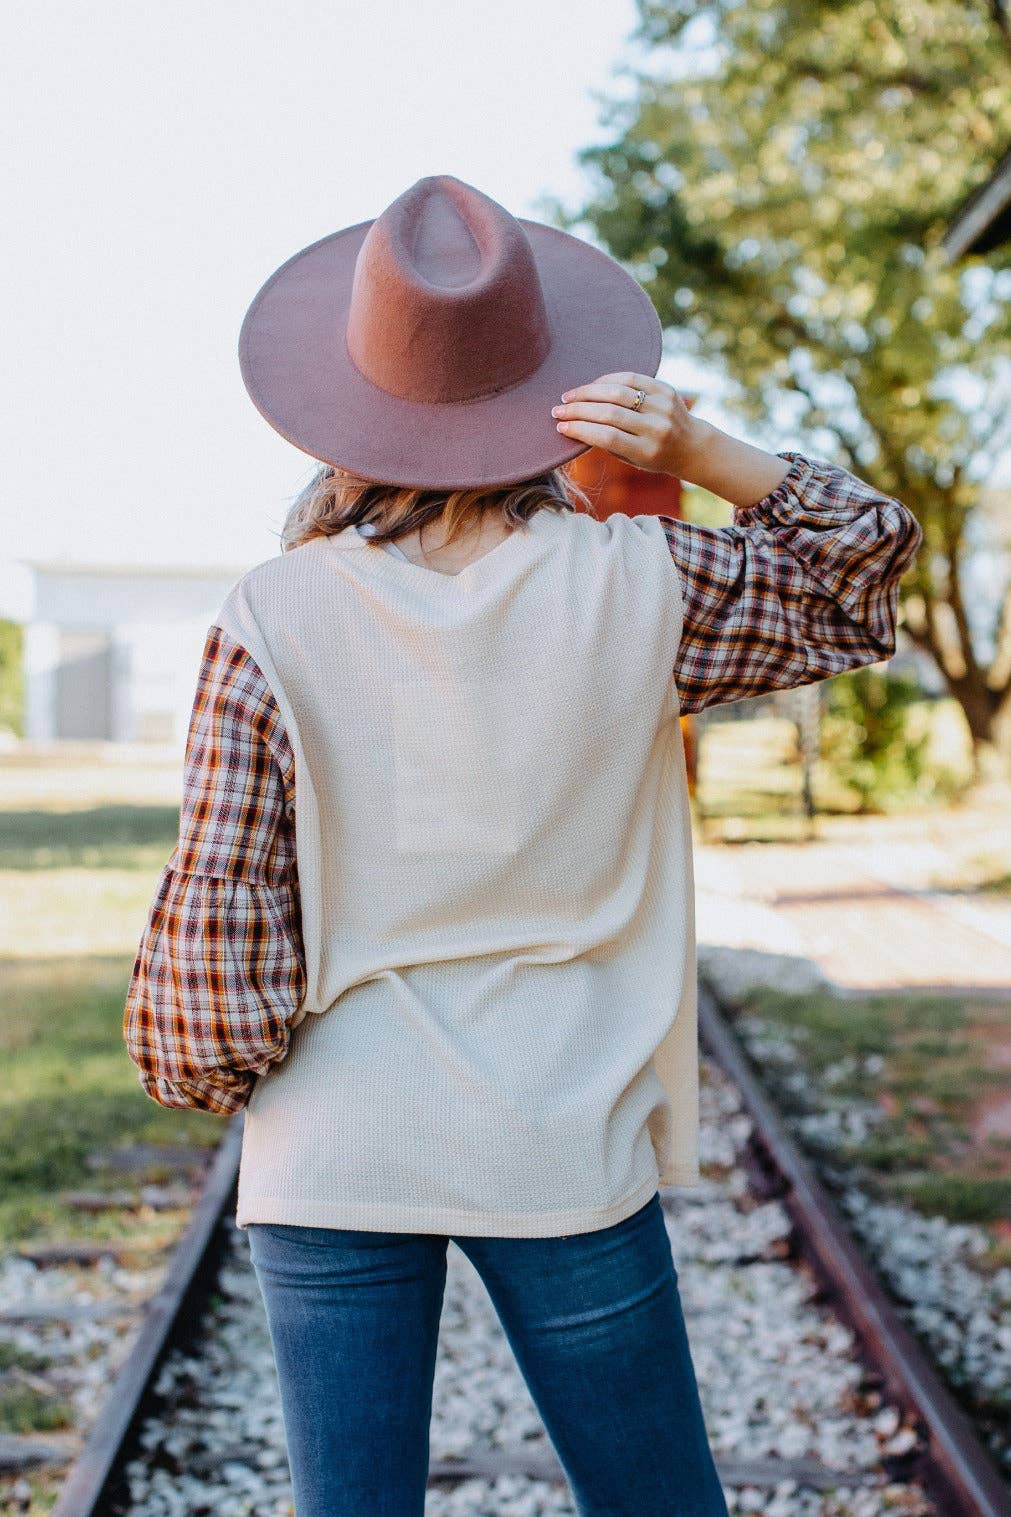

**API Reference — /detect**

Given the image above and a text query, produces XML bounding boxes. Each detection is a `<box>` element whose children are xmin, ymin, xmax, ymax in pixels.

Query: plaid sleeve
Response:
<box><xmin>658</xmin><ymin>451</ymin><xmax>924</xmax><ymax>715</ymax></box>
<box><xmin>123</xmin><ymin>624</ymin><xmax>305</xmax><ymax>1115</ymax></box>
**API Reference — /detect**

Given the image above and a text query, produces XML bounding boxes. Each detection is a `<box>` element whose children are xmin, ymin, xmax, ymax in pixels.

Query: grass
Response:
<box><xmin>0</xmin><ymin>788</ymin><xmax>224</xmax><ymax>1250</ymax></box>
<box><xmin>0</xmin><ymin>954</ymin><xmax>222</xmax><ymax>1244</ymax></box>
<box><xmin>0</xmin><ymin>1343</ymin><xmax>48</xmax><ymax>1373</ymax></box>
<box><xmin>0</xmin><ymin>785</ymin><xmax>226</xmax><ymax>1459</ymax></box>
<box><xmin>886</xmin><ymin>1173</ymin><xmax>1011</xmax><ymax>1223</ymax></box>
<box><xmin>729</xmin><ymin>982</ymin><xmax>1011</xmax><ymax>1225</ymax></box>
<box><xmin>0</xmin><ymin>803</ymin><xmax>179</xmax><ymax>870</ymax></box>
<box><xmin>694</xmin><ymin>700</ymin><xmax>975</xmax><ymax>840</ymax></box>
<box><xmin>0</xmin><ymin>1386</ymin><xmax>74</xmax><ymax>1435</ymax></box>
<box><xmin>720</xmin><ymin>978</ymin><xmax>1011</xmax><ymax>1468</ymax></box>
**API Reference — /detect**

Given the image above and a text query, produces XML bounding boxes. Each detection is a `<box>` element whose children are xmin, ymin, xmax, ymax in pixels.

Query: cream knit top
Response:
<box><xmin>214</xmin><ymin>504</ymin><xmax>697</xmax><ymax>1237</ymax></box>
<box><xmin>125</xmin><ymin>455</ymin><xmax>924</xmax><ymax>1236</ymax></box>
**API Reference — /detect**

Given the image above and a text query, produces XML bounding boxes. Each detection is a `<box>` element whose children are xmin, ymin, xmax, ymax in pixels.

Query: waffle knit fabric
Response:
<box><xmin>218</xmin><ymin>506</ymin><xmax>695</xmax><ymax>1235</ymax></box>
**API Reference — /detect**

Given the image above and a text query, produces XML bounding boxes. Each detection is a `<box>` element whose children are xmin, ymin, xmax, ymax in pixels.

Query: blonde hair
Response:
<box><xmin>280</xmin><ymin>462</ymin><xmax>596</xmax><ymax>554</ymax></box>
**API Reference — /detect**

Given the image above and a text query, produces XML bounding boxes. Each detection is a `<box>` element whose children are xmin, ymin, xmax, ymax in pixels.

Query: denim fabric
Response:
<box><xmin>247</xmin><ymin>1190</ymin><xmax>729</xmax><ymax>1516</ymax></box>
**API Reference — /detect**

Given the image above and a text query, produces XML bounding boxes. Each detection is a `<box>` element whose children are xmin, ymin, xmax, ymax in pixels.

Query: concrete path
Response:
<box><xmin>694</xmin><ymin>780</ymin><xmax>1011</xmax><ymax>997</ymax></box>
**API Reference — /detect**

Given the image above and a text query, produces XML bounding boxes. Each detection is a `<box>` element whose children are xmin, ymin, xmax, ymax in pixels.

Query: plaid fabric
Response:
<box><xmin>123</xmin><ymin>452</ymin><xmax>922</xmax><ymax>1113</ymax></box>
<box><xmin>660</xmin><ymin>451</ymin><xmax>924</xmax><ymax>713</ymax></box>
<box><xmin>123</xmin><ymin>626</ymin><xmax>304</xmax><ymax>1114</ymax></box>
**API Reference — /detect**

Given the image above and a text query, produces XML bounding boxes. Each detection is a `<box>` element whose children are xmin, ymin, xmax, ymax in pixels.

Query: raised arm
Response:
<box><xmin>660</xmin><ymin>448</ymin><xmax>924</xmax><ymax>713</ymax></box>
<box><xmin>123</xmin><ymin>625</ymin><xmax>305</xmax><ymax>1113</ymax></box>
<box><xmin>552</xmin><ymin>374</ymin><xmax>924</xmax><ymax>715</ymax></box>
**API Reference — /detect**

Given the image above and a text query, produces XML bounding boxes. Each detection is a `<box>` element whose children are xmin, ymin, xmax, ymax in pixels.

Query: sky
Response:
<box><xmin>3</xmin><ymin>0</ymin><xmax>736</xmax><ymax>597</ymax></box>
<box><xmin>3</xmin><ymin>1</ymin><xmax>1005</xmax><ymax>620</ymax></box>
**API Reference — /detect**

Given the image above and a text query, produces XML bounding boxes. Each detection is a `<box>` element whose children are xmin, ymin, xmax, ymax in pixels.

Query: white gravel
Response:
<box><xmin>0</xmin><ymin>1248</ymin><xmax>165</xmax><ymax>1447</ymax></box>
<box><xmin>110</xmin><ymin>1059</ymin><xmax>936</xmax><ymax>1517</ymax></box>
<box><xmin>838</xmin><ymin>1191</ymin><xmax>1011</xmax><ymax>1420</ymax></box>
<box><xmin>711</xmin><ymin>987</ymin><xmax>1011</xmax><ymax>1480</ymax></box>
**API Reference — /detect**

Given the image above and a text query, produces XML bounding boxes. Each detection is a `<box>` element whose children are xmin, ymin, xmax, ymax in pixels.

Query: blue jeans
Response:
<box><xmin>247</xmin><ymin>1191</ymin><xmax>729</xmax><ymax>1516</ymax></box>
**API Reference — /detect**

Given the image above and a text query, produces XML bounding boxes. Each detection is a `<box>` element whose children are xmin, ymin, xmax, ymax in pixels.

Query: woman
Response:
<box><xmin>124</xmin><ymin>174</ymin><xmax>923</xmax><ymax>1517</ymax></box>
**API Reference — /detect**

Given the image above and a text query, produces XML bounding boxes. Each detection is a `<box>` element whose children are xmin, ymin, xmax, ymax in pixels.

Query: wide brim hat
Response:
<box><xmin>238</xmin><ymin>173</ymin><xmax>662</xmax><ymax>490</ymax></box>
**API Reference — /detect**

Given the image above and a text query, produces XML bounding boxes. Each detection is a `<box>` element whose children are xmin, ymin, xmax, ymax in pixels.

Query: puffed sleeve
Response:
<box><xmin>123</xmin><ymin>624</ymin><xmax>306</xmax><ymax>1113</ymax></box>
<box><xmin>659</xmin><ymin>451</ymin><xmax>924</xmax><ymax>714</ymax></box>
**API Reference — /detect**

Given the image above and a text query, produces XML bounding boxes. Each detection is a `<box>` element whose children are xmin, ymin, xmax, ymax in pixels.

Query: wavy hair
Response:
<box><xmin>280</xmin><ymin>461</ymin><xmax>596</xmax><ymax>554</ymax></box>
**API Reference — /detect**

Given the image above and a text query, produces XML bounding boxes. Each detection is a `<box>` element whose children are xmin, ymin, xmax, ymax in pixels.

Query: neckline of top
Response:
<box><xmin>330</xmin><ymin>506</ymin><xmax>565</xmax><ymax>586</ymax></box>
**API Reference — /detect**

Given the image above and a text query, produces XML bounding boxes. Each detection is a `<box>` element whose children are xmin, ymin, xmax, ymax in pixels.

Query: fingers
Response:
<box><xmin>551</xmin><ymin>372</ymin><xmax>680</xmax><ymax>471</ymax></box>
<box><xmin>553</xmin><ymin>416</ymin><xmax>641</xmax><ymax>462</ymax></box>
<box><xmin>559</xmin><ymin>372</ymin><xmax>668</xmax><ymax>404</ymax></box>
<box><xmin>552</xmin><ymin>397</ymin><xmax>653</xmax><ymax>436</ymax></box>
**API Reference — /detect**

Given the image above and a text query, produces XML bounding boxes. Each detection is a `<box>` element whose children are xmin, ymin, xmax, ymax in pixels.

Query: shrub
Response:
<box><xmin>819</xmin><ymin>667</ymin><xmax>964</xmax><ymax>812</ymax></box>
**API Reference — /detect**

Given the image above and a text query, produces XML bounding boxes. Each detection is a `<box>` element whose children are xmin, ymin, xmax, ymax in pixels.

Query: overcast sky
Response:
<box><xmin>4</xmin><ymin>0</ymin><xmax>1003</xmax><ymax>611</ymax></box>
<box><xmin>4</xmin><ymin>0</ymin><xmax>724</xmax><ymax>586</ymax></box>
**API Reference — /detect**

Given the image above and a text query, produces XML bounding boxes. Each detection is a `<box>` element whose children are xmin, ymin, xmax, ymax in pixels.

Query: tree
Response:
<box><xmin>546</xmin><ymin>0</ymin><xmax>1011</xmax><ymax>771</ymax></box>
<box><xmin>0</xmin><ymin>619</ymin><xmax>24</xmax><ymax>739</ymax></box>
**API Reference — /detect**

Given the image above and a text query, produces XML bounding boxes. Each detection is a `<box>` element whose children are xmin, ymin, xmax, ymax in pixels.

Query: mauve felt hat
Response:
<box><xmin>238</xmin><ymin>173</ymin><xmax>663</xmax><ymax>490</ymax></box>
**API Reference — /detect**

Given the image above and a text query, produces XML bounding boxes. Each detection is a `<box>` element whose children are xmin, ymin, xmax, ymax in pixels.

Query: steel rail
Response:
<box><xmin>697</xmin><ymin>976</ymin><xmax>1011</xmax><ymax>1517</ymax></box>
<box><xmin>47</xmin><ymin>989</ymin><xmax>1011</xmax><ymax>1517</ymax></box>
<box><xmin>50</xmin><ymin>1112</ymin><xmax>245</xmax><ymax>1517</ymax></box>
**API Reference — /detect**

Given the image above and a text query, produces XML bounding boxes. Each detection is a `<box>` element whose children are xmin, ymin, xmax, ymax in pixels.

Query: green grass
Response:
<box><xmin>1</xmin><ymin>953</ymin><xmax>222</xmax><ymax>1243</ymax></box>
<box><xmin>0</xmin><ymin>1386</ymin><xmax>74</xmax><ymax>1435</ymax></box>
<box><xmin>886</xmin><ymin>1173</ymin><xmax>1011</xmax><ymax>1225</ymax></box>
<box><xmin>0</xmin><ymin>1343</ymin><xmax>48</xmax><ymax>1373</ymax></box>
<box><xmin>0</xmin><ymin>794</ymin><xmax>226</xmax><ymax>1246</ymax></box>
<box><xmin>730</xmin><ymin>984</ymin><xmax>1011</xmax><ymax>1223</ymax></box>
<box><xmin>1</xmin><ymin>950</ymin><xmax>223</xmax><ymax>1245</ymax></box>
<box><xmin>0</xmin><ymin>804</ymin><xmax>180</xmax><ymax>870</ymax></box>
<box><xmin>2</xmin><ymin>889</ymin><xmax>211</xmax><ymax>1517</ymax></box>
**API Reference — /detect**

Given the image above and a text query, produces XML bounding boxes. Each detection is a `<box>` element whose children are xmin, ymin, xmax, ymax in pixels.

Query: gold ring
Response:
<box><xmin>631</xmin><ymin>388</ymin><xmax>646</xmax><ymax>412</ymax></box>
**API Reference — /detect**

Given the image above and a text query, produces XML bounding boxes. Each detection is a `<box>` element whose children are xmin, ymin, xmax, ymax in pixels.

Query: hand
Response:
<box><xmin>551</xmin><ymin>371</ymin><xmax>793</xmax><ymax>506</ymax></box>
<box><xmin>551</xmin><ymin>372</ymin><xmax>703</xmax><ymax>477</ymax></box>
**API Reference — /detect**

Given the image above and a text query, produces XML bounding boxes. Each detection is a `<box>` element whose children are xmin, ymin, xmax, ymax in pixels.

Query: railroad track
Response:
<box><xmin>20</xmin><ymin>988</ymin><xmax>1008</xmax><ymax>1517</ymax></box>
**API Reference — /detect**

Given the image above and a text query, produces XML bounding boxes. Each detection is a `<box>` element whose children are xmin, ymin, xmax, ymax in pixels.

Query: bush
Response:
<box><xmin>819</xmin><ymin>667</ymin><xmax>964</xmax><ymax>812</ymax></box>
<box><xmin>0</xmin><ymin>618</ymin><xmax>24</xmax><ymax>739</ymax></box>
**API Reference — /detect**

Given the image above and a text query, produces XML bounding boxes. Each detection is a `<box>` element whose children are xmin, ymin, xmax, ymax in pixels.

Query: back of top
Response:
<box><xmin>216</xmin><ymin>502</ymin><xmax>700</xmax><ymax>1237</ymax></box>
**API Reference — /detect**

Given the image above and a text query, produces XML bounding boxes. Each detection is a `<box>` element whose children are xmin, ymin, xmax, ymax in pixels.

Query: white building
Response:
<box><xmin>12</xmin><ymin>559</ymin><xmax>253</xmax><ymax>747</ymax></box>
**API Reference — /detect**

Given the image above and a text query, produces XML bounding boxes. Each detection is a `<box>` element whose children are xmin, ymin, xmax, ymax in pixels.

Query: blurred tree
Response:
<box><xmin>0</xmin><ymin>620</ymin><xmax>24</xmax><ymax>739</ymax></box>
<box><xmin>547</xmin><ymin>0</ymin><xmax>1011</xmax><ymax>772</ymax></box>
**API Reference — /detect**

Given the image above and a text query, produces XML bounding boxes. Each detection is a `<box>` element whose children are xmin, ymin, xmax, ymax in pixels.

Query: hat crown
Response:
<box><xmin>344</xmin><ymin>175</ymin><xmax>552</xmax><ymax>405</ymax></box>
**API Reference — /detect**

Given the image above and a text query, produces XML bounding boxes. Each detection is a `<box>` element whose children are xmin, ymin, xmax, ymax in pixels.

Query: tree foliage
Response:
<box><xmin>551</xmin><ymin>0</ymin><xmax>1011</xmax><ymax>755</ymax></box>
<box><xmin>0</xmin><ymin>620</ymin><xmax>23</xmax><ymax>739</ymax></box>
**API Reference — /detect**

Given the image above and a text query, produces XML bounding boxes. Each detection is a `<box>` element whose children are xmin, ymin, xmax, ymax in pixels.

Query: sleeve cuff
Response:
<box><xmin>731</xmin><ymin>452</ymin><xmax>808</xmax><ymax>521</ymax></box>
<box><xmin>732</xmin><ymin>451</ymin><xmax>868</xmax><ymax>527</ymax></box>
<box><xmin>140</xmin><ymin>1069</ymin><xmax>252</xmax><ymax>1115</ymax></box>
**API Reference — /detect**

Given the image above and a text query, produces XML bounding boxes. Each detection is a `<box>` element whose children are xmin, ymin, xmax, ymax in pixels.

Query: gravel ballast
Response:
<box><xmin>109</xmin><ymin>1058</ymin><xmax>936</xmax><ymax>1516</ymax></box>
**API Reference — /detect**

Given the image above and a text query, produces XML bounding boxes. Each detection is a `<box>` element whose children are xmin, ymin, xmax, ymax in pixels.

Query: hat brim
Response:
<box><xmin>238</xmin><ymin>218</ymin><xmax>663</xmax><ymax>490</ymax></box>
